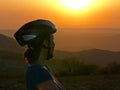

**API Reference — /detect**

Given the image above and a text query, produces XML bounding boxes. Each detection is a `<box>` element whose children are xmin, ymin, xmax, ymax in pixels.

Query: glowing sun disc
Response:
<box><xmin>60</xmin><ymin>0</ymin><xmax>93</xmax><ymax>10</ymax></box>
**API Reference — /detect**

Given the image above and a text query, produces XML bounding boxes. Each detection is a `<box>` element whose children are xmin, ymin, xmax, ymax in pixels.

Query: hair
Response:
<box><xmin>24</xmin><ymin>48</ymin><xmax>41</xmax><ymax>64</ymax></box>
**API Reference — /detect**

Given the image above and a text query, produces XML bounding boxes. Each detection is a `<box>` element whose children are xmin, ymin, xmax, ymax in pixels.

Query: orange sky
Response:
<box><xmin>0</xmin><ymin>0</ymin><xmax>120</xmax><ymax>29</ymax></box>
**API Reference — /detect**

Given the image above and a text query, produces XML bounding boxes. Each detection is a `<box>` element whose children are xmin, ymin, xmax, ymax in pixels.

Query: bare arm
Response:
<box><xmin>37</xmin><ymin>80</ymin><xmax>59</xmax><ymax>90</ymax></box>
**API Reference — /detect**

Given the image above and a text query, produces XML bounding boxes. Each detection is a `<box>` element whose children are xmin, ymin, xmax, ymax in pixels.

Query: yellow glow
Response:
<box><xmin>60</xmin><ymin>0</ymin><xmax>93</xmax><ymax>11</ymax></box>
<box><xmin>35</xmin><ymin>0</ymin><xmax>104</xmax><ymax>15</ymax></box>
<box><xmin>56</xmin><ymin>0</ymin><xmax>104</xmax><ymax>16</ymax></box>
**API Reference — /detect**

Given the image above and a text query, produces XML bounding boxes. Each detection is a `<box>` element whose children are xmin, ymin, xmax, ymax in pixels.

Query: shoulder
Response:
<box><xmin>27</xmin><ymin>64</ymin><xmax>50</xmax><ymax>75</ymax></box>
<box><xmin>26</xmin><ymin>64</ymin><xmax>52</xmax><ymax>83</ymax></box>
<box><xmin>27</xmin><ymin>64</ymin><xmax>45</xmax><ymax>73</ymax></box>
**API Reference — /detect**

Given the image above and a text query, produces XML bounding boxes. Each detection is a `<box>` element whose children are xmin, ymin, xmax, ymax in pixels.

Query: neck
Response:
<box><xmin>38</xmin><ymin>48</ymin><xmax>48</xmax><ymax>65</ymax></box>
<box><xmin>29</xmin><ymin>60</ymin><xmax>39</xmax><ymax>66</ymax></box>
<box><xmin>29</xmin><ymin>57</ymin><xmax>46</xmax><ymax>66</ymax></box>
<box><xmin>29</xmin><ymin>48</ymin><xmax>48</xmax><ymax>66</ymax></box>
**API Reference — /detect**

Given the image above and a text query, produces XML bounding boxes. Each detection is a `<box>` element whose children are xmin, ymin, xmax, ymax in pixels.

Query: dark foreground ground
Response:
<box><xmin>0</xmin><ymin>75</ymin><xmax>120</xmax><ymax>90</ymax></box>
<box><xmin>60</xmin><ymin>75</ymin><xmax>120</xmax><ymax>90</ymax></box>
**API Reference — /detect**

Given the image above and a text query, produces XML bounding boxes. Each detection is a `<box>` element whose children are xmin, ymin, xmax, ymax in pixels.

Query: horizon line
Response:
<box><xmin>0</xmin><ymin>27</ymin><xmax>120</xmax><ymax>31</ymax></box>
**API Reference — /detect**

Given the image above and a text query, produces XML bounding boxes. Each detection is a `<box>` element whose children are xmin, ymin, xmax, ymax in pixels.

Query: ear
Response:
<box><xmin>24</xmin><ymin>48</ymin><xmax>30</xmax><ymax>63</ymax></box>
<box><xmin>24</xmin><ymin>57</ymin><xmax>29</xmax><ymax>63</ymax></box>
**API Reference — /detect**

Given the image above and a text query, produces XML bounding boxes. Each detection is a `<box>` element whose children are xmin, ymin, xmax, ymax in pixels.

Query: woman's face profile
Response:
<box><xmin>42</xmin><ymin>35</ymin><xmax>55</xmax><ymax>60</ymax></box>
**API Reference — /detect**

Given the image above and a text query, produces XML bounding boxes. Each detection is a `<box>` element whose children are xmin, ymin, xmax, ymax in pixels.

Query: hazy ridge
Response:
<box><xmin>0</xmin><ymin>33</ymin><xmax>120</xmax><ymax>66</ymax></box>
<box><xmin>1</xmin><ymin>28</ymin><xmax>120</xmax><ymax>51</ymax></box>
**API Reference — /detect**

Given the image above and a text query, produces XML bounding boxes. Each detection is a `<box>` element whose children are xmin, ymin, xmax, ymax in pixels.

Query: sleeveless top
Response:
<box><xmin>26</xmin><ymin>64</ymin><xmax>65</xmax><ymax>90</ymax></box>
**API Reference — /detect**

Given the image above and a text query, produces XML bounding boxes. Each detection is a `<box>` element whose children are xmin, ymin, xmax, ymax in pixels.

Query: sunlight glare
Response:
<box><xmin>60</xmin><ymin>0</ymin><xmax>93</xmax><ymax>11</ymax></box>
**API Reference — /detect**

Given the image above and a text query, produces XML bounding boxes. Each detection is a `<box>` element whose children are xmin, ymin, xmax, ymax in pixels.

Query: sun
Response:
<box><xmin>60</xmin><ymin>0</ymin><xmax>94</xmax><ymax>11</ymax></box>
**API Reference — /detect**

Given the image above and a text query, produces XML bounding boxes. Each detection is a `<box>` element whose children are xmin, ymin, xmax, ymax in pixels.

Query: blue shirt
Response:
<box><xmin>26</xmin><ymin>64</ymin><xmax>52</xmax><ymax>90</ymax></box>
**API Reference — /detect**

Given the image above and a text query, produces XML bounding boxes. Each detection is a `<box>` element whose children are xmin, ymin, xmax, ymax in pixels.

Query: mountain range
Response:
<box><xmin>0</xmin><ymin>34</ymin><xmax>120</xmax><ymax>66</ymax></box>
<box><xmin>0</xmin><ymin>34</ymin><xmax>23</xmax><ymax>53</ymax></box>
<box><xmin>1</xmin><ymin>29</ymin><xmax>120</xmax><ymax>51</ymax></box>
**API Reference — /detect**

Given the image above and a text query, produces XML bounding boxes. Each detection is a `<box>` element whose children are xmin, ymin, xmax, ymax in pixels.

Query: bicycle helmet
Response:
<box><xmin>14</xmin><ymin>19</ymin><xmax>56</xmax><ymax>46</ymax></box>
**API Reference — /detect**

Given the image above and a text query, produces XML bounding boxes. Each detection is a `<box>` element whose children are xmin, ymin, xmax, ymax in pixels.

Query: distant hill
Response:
<box><xmin>74</xmin><ymin>49</ymin><xmax>120</xmax><ymax>66</ymax></box>
<box><xmin>55</xmin><ymin>49</ymin><xmax>120</xmax><ymax>66</ymax></box>
<box><xmin>1</xmin><ymin>29</ymin><xmax>120</xmax><ymax>52</ymax></box>
<box><xmin>0</xmin><ymin>34</ymin><xmax>23</xmax><ymax>53</ymax></box>
<box><xmin>91</xmin><ymin>34</ymin><xmax>120</xmax><ymax>51</ymax></box>
<box><xmin>0</xmin><ymin>34</ymin><xmax>120</xmax><ymax>66</ymax></box>
<box><xmin>55</xmin><ymin>29</ymin><xmax>120</xmax><ymax>51</ymax></box>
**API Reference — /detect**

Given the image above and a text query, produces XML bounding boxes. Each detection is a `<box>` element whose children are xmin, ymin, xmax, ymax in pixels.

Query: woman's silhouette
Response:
<box><xmin>14</xmin><ymin>19</ymin><xmax>65</xmax><ymax>90</ymax></box>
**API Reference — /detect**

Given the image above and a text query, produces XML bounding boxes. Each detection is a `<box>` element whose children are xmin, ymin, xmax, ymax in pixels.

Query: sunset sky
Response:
<box><xmin>0</xmin><ymin>0</ymin><xmax>120</xmax><ymax>29</ymax></box>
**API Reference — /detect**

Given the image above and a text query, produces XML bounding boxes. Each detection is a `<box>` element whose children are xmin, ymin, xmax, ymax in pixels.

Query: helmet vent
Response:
<box><xmin>22</xmin><ymin>35</ymin><xmax>37</xmax><ymax>41</ymax></box>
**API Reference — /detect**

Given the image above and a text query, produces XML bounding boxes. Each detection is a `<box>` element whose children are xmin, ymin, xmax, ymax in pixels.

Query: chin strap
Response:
<box><xmin>42</xmin><ymin>35</ymin><xmax>55</xmax><ymax>60</ymax></box>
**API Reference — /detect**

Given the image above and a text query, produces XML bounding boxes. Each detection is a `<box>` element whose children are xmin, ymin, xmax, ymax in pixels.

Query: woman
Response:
<box><xmin>14</xmin><ymin>19</ymin><xmax>65</xmax><ymax>90</ymax></box>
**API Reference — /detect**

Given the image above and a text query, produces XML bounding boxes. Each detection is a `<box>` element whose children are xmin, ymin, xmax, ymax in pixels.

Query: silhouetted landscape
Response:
<box><xmin>1</xmin><ymin>28</ymin><xmax>120</xmax><ymax>52</ymax></box>
<box><xmin>0</xmin><ymin>29</ymin><xmax>120</xmax><ymax>90</ymax></box>
<box><xmin>1</xmin><ymin>33</ymin><xmax>120</xmax><ymax>66</ymax></box>
<box><xmin>0</xmin><ymin>0</ymin><xmax>120</xmax><ymax>89</ymax></box>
